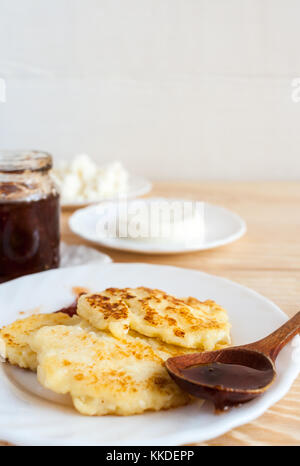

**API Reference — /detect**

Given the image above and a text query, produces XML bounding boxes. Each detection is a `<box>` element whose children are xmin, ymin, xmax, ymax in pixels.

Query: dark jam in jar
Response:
<box><xmin>0</xmin><ymin>151</ymin><xmax>60</xmax><ymax>283</ymax></box>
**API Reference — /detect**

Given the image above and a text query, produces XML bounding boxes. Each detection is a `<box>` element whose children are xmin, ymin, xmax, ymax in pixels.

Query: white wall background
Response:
<box><xmin>1</xmin><ymin>0</ymin><xmax>300</xmax><ymax>180</ymax></box>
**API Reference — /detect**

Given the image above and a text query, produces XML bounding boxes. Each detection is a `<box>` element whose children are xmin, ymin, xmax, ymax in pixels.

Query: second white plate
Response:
<box><xmin>69</xmin><ymin>200</ymin><xmax>247</xmax><ymax>254</ymax></box>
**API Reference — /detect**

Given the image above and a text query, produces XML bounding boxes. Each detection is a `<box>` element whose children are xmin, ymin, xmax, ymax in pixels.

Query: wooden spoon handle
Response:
<box><xmin>243</xmin><ymin>311</ymin><xmax>300</xmax><ymax>361</ymax></box>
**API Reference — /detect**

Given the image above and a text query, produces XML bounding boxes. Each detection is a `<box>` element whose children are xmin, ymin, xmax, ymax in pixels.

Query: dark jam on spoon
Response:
<box><xmin>181</xmin><ymin>361</ymin><xmax>274</xmax><ymax>411</ymax></box>
<box><xmin>182</xmin><ymin>362</ymin><xmax>274</xmax><ymax>391</ymax></box>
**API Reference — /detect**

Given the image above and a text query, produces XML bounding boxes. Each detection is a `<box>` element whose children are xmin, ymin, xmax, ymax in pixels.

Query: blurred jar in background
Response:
<box><xmin>0</xmin><ymin>151</ymin><xmax>60</xmax><ymax>283</ymax></box>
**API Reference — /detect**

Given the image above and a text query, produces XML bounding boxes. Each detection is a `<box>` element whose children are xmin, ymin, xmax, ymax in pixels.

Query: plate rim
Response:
<box><xmin>0</xmin><ymin>262</ymin><xmax>298</xmax><ymax>446</ymax></box>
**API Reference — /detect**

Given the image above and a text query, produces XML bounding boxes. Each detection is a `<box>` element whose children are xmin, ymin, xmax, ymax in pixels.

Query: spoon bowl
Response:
<box><xmin>166</xmin><ymin>348</ymin><xmax>275</xmax><ymax>410</ymax></box>
<box><xmin>166</xmin><ymin>311</ymin><xmax>300</xmax><ymax>411</ymax></box>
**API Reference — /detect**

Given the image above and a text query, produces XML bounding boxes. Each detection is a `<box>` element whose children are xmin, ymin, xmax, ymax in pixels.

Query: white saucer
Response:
<box><xmin>69</xmin><ymin>199</ymin><xmax>247</xmax><ymax>254</ymax></box>
<box><xmin>0</xmin><ymin>263</ymin><xmax>299</xmax><ymax>446</ymax></box>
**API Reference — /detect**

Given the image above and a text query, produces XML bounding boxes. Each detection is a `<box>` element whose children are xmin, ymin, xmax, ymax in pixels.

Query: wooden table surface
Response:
<box><xmin>2</xmin><ymin>181</ymin><xmax>300</xmax><ymax>446</ymax></box>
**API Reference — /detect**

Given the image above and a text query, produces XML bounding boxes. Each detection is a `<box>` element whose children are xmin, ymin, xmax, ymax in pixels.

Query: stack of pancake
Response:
<box><xmin>0</xmin><ymin>287</ymin><xmax>231</xmax><ymax>416</ymax></box>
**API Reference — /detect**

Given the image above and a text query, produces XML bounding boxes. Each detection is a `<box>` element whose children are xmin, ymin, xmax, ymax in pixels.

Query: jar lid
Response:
<box><xmin>0</xmin><ymin>150</ymin><xmax>52</xmax><ymax>173</ymax></box>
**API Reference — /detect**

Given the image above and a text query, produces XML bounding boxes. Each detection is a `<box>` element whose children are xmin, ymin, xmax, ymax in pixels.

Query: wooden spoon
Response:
<box><xmin>165</xmin><ymin>311</ymin><xmax>300</xmax><ymax>411</ymax></box>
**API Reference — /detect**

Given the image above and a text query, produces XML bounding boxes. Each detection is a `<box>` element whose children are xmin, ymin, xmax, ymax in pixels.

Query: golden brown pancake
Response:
<box><xmin>78</xmin><ymin>287</ymin><xmax>231</xmax><ymax>350</ymax></box>
<box><xmin>30</xmin><ymin>322</ymin><xmax>189</xmax><ymax>415</ymax></box>
<box><xmin>0</xmin><ymin>313</ymin><xmax>80</xmax><ymax>371</ymax></box>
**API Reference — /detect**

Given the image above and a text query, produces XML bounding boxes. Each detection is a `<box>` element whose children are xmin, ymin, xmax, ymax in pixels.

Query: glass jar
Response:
<box><xmin>0</xmin><ymin>151</ymin><xmax>60</xmax><ymax>283</ymax></box>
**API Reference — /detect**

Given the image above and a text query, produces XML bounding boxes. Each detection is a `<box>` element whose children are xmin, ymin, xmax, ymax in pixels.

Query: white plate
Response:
<box><xmin>0</xmin><ymin>263</ymin><xmax>299</xmax><ymax>446</ymax></box>
<box><xmin>69</xmin><ymin>200</ymin><xmax>246</xmax><ymax>254</ymax></box>
<box><xmin>61</xmin><ymin>174</ymin><xmax>152</xmax><ymax>208</ymax></box>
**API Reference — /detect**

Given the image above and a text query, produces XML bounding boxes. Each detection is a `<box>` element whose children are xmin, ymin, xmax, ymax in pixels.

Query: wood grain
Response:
<box><xmin>1</xmin><ymin>181</ymin><xmax>299</xmax><ymax>446</ymax></box>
